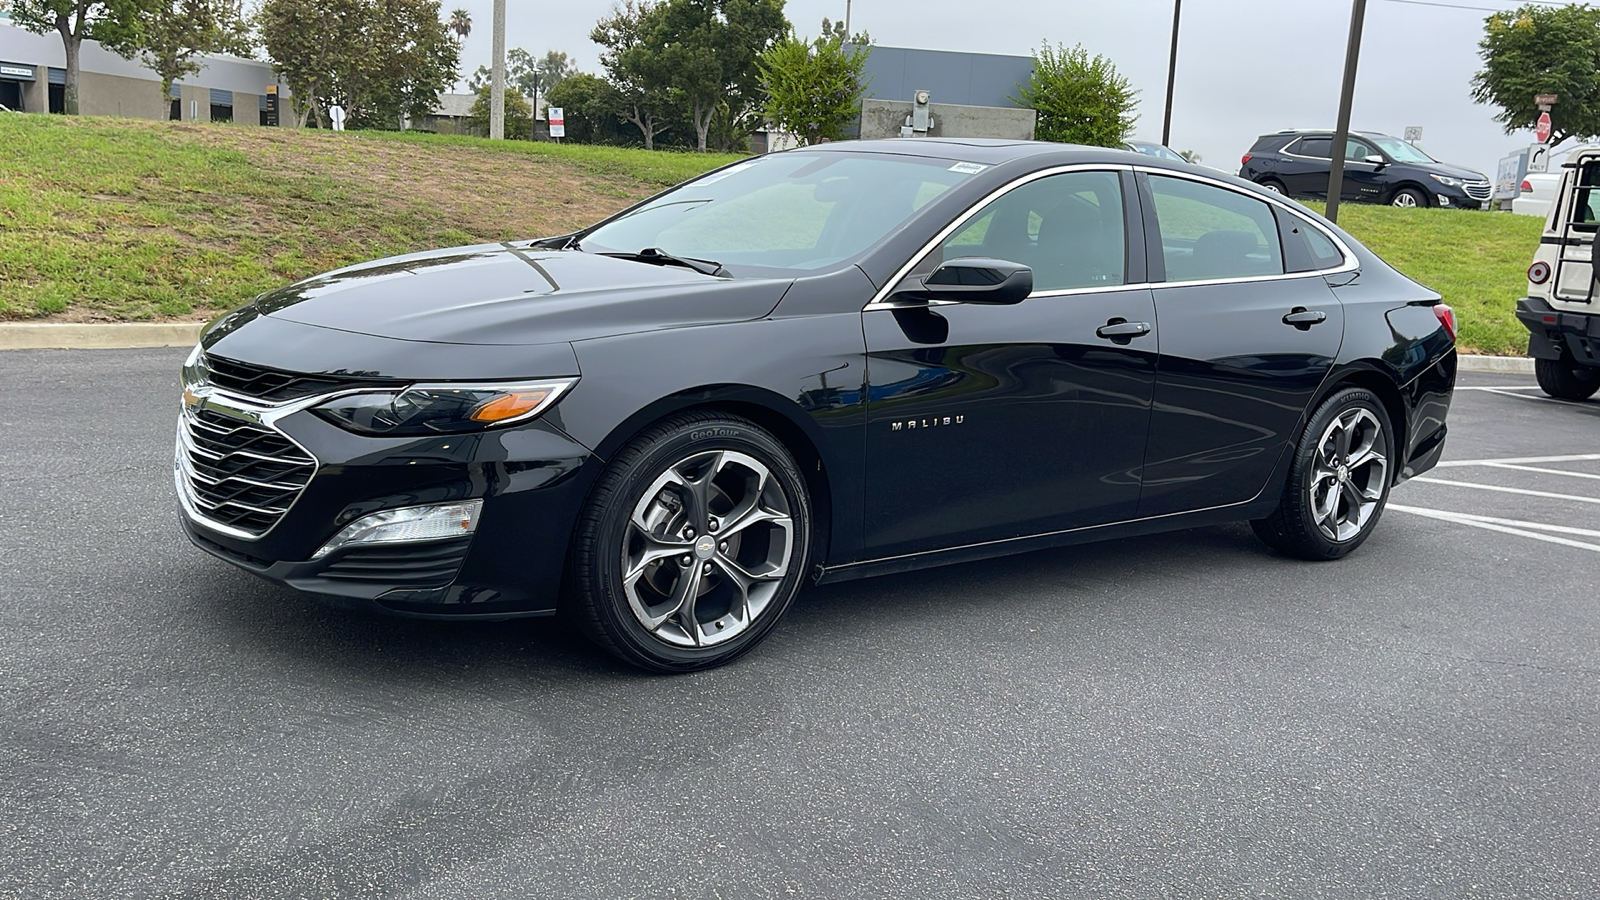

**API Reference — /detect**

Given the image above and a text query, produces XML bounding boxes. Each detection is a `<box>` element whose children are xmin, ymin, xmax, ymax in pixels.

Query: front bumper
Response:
<box><xmin>1516</xmin><ymin>296</ymin><xmax>1600</xmax><ymax>366</ymax></box>
<box><xmin>176</xmin><ymin>391</ymin><xmax>597</xmax><ymax>618</ymax></box>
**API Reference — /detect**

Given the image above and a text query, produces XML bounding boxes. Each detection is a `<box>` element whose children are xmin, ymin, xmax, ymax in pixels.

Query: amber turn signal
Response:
<box><xmin>469</xmin><ymin>389</ymin><xmax>557</xmax><ymax>423</ymax></box>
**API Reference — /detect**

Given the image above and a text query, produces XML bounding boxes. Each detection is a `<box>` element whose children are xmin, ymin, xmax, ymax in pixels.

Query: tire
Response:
<box><xmin>1258</xmin><ymin>178</ymin><xmax>1287</xmax><ymax>195</ymax></box>
<box><xmin>1391</xmin><ymin>187</ymin><xmax>1428</xmax><ymax>208</ymax></box>
<box><xmin>1251</xmin><ymin>388</ymin><xmax>1393</xmax><ymax>560</ymax></box>
<box><xmin>567</xmin><ymin>412</ymin><xmax>812</xmax><ymax>672</ymax></box>
<box><xmin>1534</xmin><ymin>355</ymin><xmax>1600</xmax><ymax>401</ymax></box>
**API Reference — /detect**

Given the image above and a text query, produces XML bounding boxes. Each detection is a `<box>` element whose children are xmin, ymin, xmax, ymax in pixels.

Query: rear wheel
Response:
<box><xmin>567</xmin><ymin>412</ymin><xmax>812</xmax><ymax>672</ymax></box>
<box><xmin>1258</xmin><ymin>178</ymin><xmax>1287</xmax><ymax>195</ymax></box>
<box><xmin>1534</xmin><ymin>355</ymin><xmax>1600</xmax><ymax>401</ymax></box>
<box><xmin>1252</xmin><ymin>388</ymin><xmax>1392</xmax><ymax>560</ymax></box>
<box><xmin>1391</xmin><ymin>187</ymin><xmax>1428</xmax><ymax>208</ymax></box>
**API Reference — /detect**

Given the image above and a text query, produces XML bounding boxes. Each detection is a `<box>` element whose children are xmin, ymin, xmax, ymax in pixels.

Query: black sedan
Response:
<box><xmin>176</xmin><ymin>139</ymin><xmax>1457</xmax><ymax>671</ymax></box>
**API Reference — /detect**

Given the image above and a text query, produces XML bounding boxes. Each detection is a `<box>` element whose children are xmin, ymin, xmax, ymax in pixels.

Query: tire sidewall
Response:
<box><xmin>1285</xmin><ymin>389</ymin><xmax>1393</xmax><ymax>559</ymax></box>
<box><xmin>1392</xmin><ymin>188</ymin><xmax>1428</xmax><ymax>208</ymax></box>
<box><xmin>585</xmin><ymin>417</ymin><xmax>812</xmax><ymax>671</ymax></box>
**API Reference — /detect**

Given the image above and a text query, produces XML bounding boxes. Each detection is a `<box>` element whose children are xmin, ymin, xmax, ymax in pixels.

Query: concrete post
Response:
<box><xmin>490</xmin><ymin>0</ymin><xmax>506</xmax><ymax>140</ymax></box>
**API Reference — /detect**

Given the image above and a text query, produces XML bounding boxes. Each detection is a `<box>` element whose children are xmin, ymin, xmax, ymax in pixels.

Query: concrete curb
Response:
<box><xmin>1456</xmin><ymin>354</ymin><xmax>1535</xmax><ymax>374</ymax></box>
<box><xmin>0</xmin><ymin>323</ymin><xmax>204</xmax><ymax>351</ymax></box>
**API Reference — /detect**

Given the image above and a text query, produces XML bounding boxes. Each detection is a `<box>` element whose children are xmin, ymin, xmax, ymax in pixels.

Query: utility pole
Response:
<box><xmin>845</xmin><ymin>0</ymin><xmax>852</xmax><ymax>38</ymax></box>
<box><xmin>490</xmin><ymin>0</ymin><xmax>506</xmax><ymax>140</ymax></box>
<box><xmin>1161</xmin><ymin>0</ymin><xmax>1180</xmax><ymax>147</ymax></box>
<box><xmin>1325</xmin><ymin>0</ymin><xmax>1368</xmax><ymax>224</ymax></box>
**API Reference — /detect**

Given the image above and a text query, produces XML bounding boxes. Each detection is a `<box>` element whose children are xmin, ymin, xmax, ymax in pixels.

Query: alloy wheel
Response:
<box><xmin>622</xmin><ymin>449</ymin><xmax>794</xmax><ymax>647</ymax></box>
<box><xmin>1392</xmin><ymin>193</ymin><xmax>1419</xmax><ymax>208</ymax></box>
<box><xmin>1308</xmin><ymin>408</ymin><xmax>1388</xmax><ymax>542</ymax></box>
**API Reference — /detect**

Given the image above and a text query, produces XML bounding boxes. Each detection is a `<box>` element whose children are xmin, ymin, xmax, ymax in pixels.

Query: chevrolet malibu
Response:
<box><xmin>176</xmin><ymin>139</ymin><xmax>1457</xmax><ymax>671</ymax></box>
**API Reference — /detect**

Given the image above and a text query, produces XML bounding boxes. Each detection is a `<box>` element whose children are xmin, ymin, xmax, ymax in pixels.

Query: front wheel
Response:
<box><xmin>567</xmin><ymin>412</ymin><xmax>812</xmax><ymax>672</ymax></box>
<box><xmin>1252</xmin><ymin>388</ymin><xmax>1392</xmax><ymax>560</ymax></box>
<box><xmin>1534</xmin><ymin>355</ymin><xmax>1600</xmax><ymax>401</ymax></box>
<box><xmin>1391</xmin><ymin>187</ymin><xmax>1428</xmax><ymax>208</ymax></box>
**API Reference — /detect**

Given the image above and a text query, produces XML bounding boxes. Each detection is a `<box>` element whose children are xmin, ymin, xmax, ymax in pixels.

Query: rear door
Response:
<box><xmin>1135</xmin><ymin>172</ymin><xmax>1345</xmax><ymax>517</ymax></box>
<box><xmin>1280</xmin><ymin>136</ymin><xmax>1334</xmax><ymax>197</ymax></box>
<box><xmin>1553</xmin><ymin>155</ymin><xmax>1600</xmax><ymax>305</ymax></box>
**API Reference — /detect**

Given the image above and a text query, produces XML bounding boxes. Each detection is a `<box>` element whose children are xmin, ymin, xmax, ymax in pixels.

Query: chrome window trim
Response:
<box><xmin>864</xmin><ymin>162</ymin><xmax>1359</xmax><ymax>312</ymax></box>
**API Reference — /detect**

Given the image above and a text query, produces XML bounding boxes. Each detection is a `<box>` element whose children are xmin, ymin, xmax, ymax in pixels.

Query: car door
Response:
<box><xmin>1340</xmin><ymin>136</ymin><xmax>1387</xmax><ymax>203</ymax></box>
<box><xmin>1135</xmin><ymin>171</ymin><xmax>1345</xmax><ymax>518</ymax></box>
<box><xmin>861</xmin><ymin>168</ymin><xmax>1159</xmax><ymax>558</ymax></box>
<box><xmin>1281</xmin><ymin>136</ymin><xmax>1334</xmax><ymax>197</ymax></box>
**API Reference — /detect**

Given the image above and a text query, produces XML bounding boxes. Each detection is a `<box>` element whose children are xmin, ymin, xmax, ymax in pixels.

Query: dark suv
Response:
<box><xmin>1239</xmin><ymin>130</ymin><xmax>1491</xmax><ymax>210</ymax></box>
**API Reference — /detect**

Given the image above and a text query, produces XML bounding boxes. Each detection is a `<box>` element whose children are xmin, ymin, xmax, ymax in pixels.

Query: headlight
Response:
<box><xmin>1429</xmin><ymin>174</ymin><xmax>1462</xmax><ymax>188</ymax></box>
<box><xmin>312</xmin><ymin>379</ymin><xmax>577</xmax><ymax>436</ymax></box>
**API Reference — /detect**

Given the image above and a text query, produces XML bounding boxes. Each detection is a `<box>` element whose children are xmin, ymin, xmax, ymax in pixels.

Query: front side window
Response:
<box><xmin>927</xmin><ymin>170</ymin><xmax>1126</xmax><ymax>292</ymax></box>
<box><xmin>1345</xmin><ymin>138</ymin><xmax>1377</xmax><ymax>161</ymax></box>
<box><xmin>579</xmin><ymin>152</ymin><xmax>974</xmax><ymax>275</ymax></box>
<box><xmin>1148</xmin><ymin>175</ymin><xmax>1284</xmax><ymax>282</ymax></box>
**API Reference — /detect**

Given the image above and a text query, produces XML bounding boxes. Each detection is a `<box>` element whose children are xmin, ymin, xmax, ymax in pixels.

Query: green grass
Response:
<box><xmin>1301</xmin><ymin>201</ymin><xmax>1540</xmax><ymax>356</ymax></box>
<box><xmin>0</xmin><ymin>116</ymin><xmax>1543</xmax><ymax>354</ymax></box>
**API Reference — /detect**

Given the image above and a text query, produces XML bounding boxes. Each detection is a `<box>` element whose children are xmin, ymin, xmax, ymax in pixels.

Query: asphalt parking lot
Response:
<box><xmin>2</xmin><ymin>349</ymin><xmax>1597</xmax><ymax>899</ymax></box>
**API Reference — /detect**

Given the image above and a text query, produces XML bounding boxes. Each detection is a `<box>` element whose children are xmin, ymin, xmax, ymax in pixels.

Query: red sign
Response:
<box><xmin>1536</xmin><ymin>111</ymin><xmax>1552</xmax><ymax>143</ymax></box>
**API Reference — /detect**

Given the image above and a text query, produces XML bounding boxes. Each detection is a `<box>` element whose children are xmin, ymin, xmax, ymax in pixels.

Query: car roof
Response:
<box><xmin>1266</xmin><ymin>129</ymin><xmax>1396</xmax><ymax>139</ymax></box>
<box><xmin>804</xmin><ymin>138</ymin><xmax>1123</xmax><ymax>165</ymax></box>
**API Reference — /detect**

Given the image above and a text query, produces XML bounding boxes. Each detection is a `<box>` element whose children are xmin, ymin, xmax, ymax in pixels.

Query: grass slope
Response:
<box><xmin>0</xmin><ymin>115</ymin><xmax>741</xmax><ymax>322</ymax></box>
<box><xmin>0</xmin><ymin>116</ymin><xmax>1540</xmax><ymax>354</ymax></box>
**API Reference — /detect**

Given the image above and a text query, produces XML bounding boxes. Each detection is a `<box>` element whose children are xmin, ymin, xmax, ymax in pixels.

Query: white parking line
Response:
<box><xmin>1389</xmin><ymin>505</ymin><xmax>1600</xmax><ymax>553</ymax></box>
<box><xmin>1454</xmin><ymin>385</ymin><xmax>1543</xmax><ymax>392</ymax></box>
<box><xmin>1410</xmin><ymin>477</ymin><xmax>1600</xmax><ymax>505</ymax></box>
<box><xmin>1480</xmin><ymin>462</ymin><xmax>1600</xmax><ymax>481</ymax></box>
<box><xmin>1435</xmin><ymin>453</ymin><xmax>1600</xmax><ymax>468</ymax></box>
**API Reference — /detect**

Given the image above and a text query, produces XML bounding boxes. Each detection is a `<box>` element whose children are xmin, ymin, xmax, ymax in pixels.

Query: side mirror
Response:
<box><xmin>1363</xmin><ymin>154</ymin><xmax>1386</xmax><ymax>166</ymax></box>
<box><xmin>907</xmin><ymin>257</ymin><xmax>1033</xmax><ymax>305</ymax></box>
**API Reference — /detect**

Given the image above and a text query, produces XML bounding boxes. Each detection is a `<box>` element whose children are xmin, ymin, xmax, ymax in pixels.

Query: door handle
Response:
<box><xmin>1282</xmin><ymin>308</ymin><xmax>1328</xmax><ymax>329</ymax></box>
<box><xmin>1095</xmin><ymin>318</ymin><xmax>1152</xmax><ymax>339</ymax></box>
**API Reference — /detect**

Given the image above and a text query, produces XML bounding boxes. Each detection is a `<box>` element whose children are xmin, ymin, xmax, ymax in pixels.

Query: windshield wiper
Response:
<box><xmin>598</xmin><ymin>247</ymin><xmax>728</xmax><ymax>277</ymax></box>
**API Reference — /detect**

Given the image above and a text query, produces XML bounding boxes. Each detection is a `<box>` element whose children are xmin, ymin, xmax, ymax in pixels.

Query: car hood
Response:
<box><xmin>1420</xmin><ymin>161</ymin><xmax>1486</xmax><ymax>181</ymax></box>
<box><xmin>252</xmin><ymin>243</ymin><xmax>793</xmax><ymax>346</ymax></box>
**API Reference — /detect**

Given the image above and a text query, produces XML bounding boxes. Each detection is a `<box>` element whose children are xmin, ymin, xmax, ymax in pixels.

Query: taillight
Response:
<box><xmin>1241</xmin><ymin>153</ymin><xmax>1254</xmax><ymax>167</ymax></box>
<box><xmin>1433</xmin><ymin>303</ymin><xmax>1457</xmax><ymax>341</ymax></box>
<box><xmin>1529</xmin><ymin>260</ymin><xmax>1552</xmax><ymax>284</ymax></box>
<box><xmin>1520</xmin><ymin>179</ymin><xmax>1533</xmax><ymax>192</ymax></box>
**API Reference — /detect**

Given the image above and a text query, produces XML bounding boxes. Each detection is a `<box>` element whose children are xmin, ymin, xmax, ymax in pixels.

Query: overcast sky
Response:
<box><xmin>447</xmin><ymin>0</ymin><xmax>1546</xmax><ymax>178</ymax></box>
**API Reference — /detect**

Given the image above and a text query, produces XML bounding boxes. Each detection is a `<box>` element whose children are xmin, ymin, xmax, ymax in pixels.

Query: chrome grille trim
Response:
<box><xmin>174</xmin><ymin>389</ymin><xmax>323</xmax><ymax>540</ymax></box>
<box><xmin>1464</xmin><ymin>180</ymin><xmax>1492</xmax><ymax>201</ymax></box>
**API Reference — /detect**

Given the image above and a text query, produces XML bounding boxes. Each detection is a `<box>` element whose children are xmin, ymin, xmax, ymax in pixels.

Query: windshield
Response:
<box><xmin>1370</xmin><ymin>136</ymin><xmax>1435</xmax><ymax>164</ymax></box>
<box><xmin>578</xmin><ymin>152</ymin><xmax>978</xmax><ymax>275</ymax></box>
<box><xmin>1128</xmin><ymin>142</ymin><xmax>1186</xmax><ymax>162</ymax></box>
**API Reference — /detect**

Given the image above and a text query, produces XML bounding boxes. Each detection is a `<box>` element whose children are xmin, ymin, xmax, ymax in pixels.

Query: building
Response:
<box><xmin>855</xmin><ymin>45</ymin><xmax>1037</xmax><ymax>141</ymax></box>
<box><xmin>1</xmin><ymin>15</ymin><xmax>288</xmax><ymax>124</ymax></box>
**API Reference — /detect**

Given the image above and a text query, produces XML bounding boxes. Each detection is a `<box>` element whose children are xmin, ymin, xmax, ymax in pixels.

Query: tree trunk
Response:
<box><xmin>61</xmin><ymin>33</ymin><xmax>82</xmax><ymax>115</ymax></box>
<box><xmin>629</xmin><ymin>107</ymin><xmax>654</xmax><ymax>151</ymax></box>
<box><xmin>693</xmin><ymin>99</ymin><xmax>710</xmax><ymax>153</ymax></box>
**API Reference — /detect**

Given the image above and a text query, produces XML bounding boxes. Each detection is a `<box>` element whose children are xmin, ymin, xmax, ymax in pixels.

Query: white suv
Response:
<box><xmin>1519</xmin><ymin>148</ymin><xmax>1600</xmax><ymax>400</ymax></box>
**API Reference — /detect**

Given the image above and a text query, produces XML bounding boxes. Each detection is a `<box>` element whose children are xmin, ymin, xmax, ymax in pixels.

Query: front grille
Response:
<box><xmin>204</xmin><ymin>354</ymin><xmax>391</xmax><ymax>403</ymax></box>
<box><xmin>1464</xmin><ymin>180</ymin><xmax>1492</xmax><ymax>202</ymax></box>
<box><xmin>178</xmin><ymin>408</ymin><xmax>315</xmax><ymax>536</ymax></box>
<box><xmin>320</xmin><ymin>539</ymin><xmax>471</xmax><ymax>587</ymax></box>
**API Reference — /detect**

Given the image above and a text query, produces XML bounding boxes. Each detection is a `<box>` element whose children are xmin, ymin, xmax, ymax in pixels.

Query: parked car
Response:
<box><xmin>1240</xmin><ymin>130</ymin><xmax>1492</xmax><ymax>209</ymax></box>
<box><xmin>1517</xmin><ymin>148</ymin><xmax>1600</xmax><ymax>400</ymax></box>
<box><xmin>1512</xmin><ymin>171</ymin><xmax>1561</xmax><ymax>218</ymax></box>
<box><xmin>1125</xmin><ymin>140</ymin><xmax>1228</xmax><ymax>175</ymax></box>
<box><xmin>176</xmin><ymin>139</ymin><xmax>1458</xmax><ymax>671</ymax></box>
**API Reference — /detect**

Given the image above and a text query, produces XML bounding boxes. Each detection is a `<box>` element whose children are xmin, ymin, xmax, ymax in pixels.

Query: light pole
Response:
<box><xmin>845</xmin><ymin>0</ymin><xmax>852</xmax><ymax>37</ymax></box>
<box><xmin>1325</xmin><ymin>0</ymin><xmax>1368</xmax><ymax>224</ymax></box>
<box><xmin>490</xmin><ymin>0</ymin><xmax>506</xmax><ymax>140</ymax></box>
<box><xmin>1161</xmin><ymin>0</ymin><xmax>1180</xmax><ymax>147</ymax></box>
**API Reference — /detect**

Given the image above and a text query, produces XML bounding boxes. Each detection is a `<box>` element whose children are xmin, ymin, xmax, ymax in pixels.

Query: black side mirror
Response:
<box><xmin>905</xmin><ymin>257</ymin><xmax>1033</xmax><ymax>305</ymax></box>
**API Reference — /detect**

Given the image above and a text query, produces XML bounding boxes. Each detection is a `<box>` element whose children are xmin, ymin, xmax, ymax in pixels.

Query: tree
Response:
<box><xmin>544</xmin><ymin>71</ymin><xmax>627</xmax><ymax>144</ymax></box>
<box><xmin>641</xmin><ymin>0</ymin><xmax>788</xmax><ymax>152</ymax></box>
<box><xmin>591</xmin><ymin>1</ymin><xmax>673</xmax><ymax>150</ymax></box>
<box><xmin>257</xmin><ymin>0</ymin><xmax>460</xmax><ymax>130</ymax></box>
<box><xmin>1011</xmin><ymin>42</ymin><xmax>1138</xmax><ymax>147</ymax></box>
<box><xmin>467</xmin><ymin>83</ymin><xmax>532</xmax><ymax>138</ymax></box>
<box><xmin>1179</xmin><ymin>149</ymin><xmax>1201</xmax><ymax>164</ymax></box>
<box><xmin>820</xmin><ymin>15</ymin><xmax>870</xmax><ymax>45</ymax></box>
<box><xmin>1472</xmin><ymin>3</ymin><xmax>1600</xmax><ymax>146</ymax></box>
<box><xmin>447</xmin><ymin>6</ymin><xmax>470</xmax><ymax>41</ymax></box>
<box><xmin>758</xmin><ymin>29</ymin><xmax>868</xmax><ymax>146</ymax></box>
<box><xmin>135</xmin><ymin>0</ymin><xmax>251</xmax><ymax>107</ymax></box>
<box><xmin>469</xmin><ymin>48</ymin><xmax>571</xmax><ymax>112</ymax></box>
<box><xmin>3</xmin><ymin>0</ymin><xmax>154</xmax><ymax>114</ymax></box>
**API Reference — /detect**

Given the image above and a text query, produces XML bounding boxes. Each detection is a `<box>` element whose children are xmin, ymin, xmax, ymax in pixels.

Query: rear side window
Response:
<box><xmin>1571</xmin><ymin>161</ymin><xmax>1600</xmax><ymax>232</ymax></box>
<box><xmin>1277</xmin><ymin>210</ymin><xmax>1346</xmax><ymax>273</ymax></box>
<box><xmin>1147</xmin><ymin>175</ymin><xmax>1284</xmax><ymax>282</ymax></box>
<box><xmin>1292</xmin><ymin>137</ymin><xmax>1332</xmax><ymax>158</ymax></box>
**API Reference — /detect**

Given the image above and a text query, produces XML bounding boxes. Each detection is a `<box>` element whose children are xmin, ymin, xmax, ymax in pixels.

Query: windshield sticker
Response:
<box><xmin>949</xmin><ymin>162</ymin><xmax>988</xmax><ymax>175</ymax></box>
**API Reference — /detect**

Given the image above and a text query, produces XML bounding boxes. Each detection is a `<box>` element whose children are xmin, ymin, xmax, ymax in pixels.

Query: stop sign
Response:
<box><xmin>1537</xmin><ymin>111</ymin><xmax>1552</xmax><ymax>143</ymax></box>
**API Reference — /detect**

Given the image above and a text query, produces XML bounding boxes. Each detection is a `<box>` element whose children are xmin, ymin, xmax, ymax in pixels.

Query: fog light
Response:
<box><xmin>1438</xmin><ymin>196</ymin><xmax>1451</xmax><ymax>206</ymax></box>
<box><xmin>311</xmin><ymin>500</ymin><xmax>482</xmax><ymax>560</ymax></box>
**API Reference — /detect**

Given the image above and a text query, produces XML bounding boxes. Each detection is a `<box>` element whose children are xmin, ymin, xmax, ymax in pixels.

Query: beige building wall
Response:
<box><xmin>177</xmin><ymin>84</ymin><xmax>211</xmax><ymax>123</ymax></box>
<box><xmin>233</xmin><ymin>92</ymin><xmax>259</xmax><ymax>126</ymax></box>
<box><xmin>78</xmin><ymin>71</ymin><xmax>166</xmax><ymax>119</ymax></box>
<box><xmin>19</xmin><ymin>76</ymin><xmax>46</xmax><ymax>113</ymax></box>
